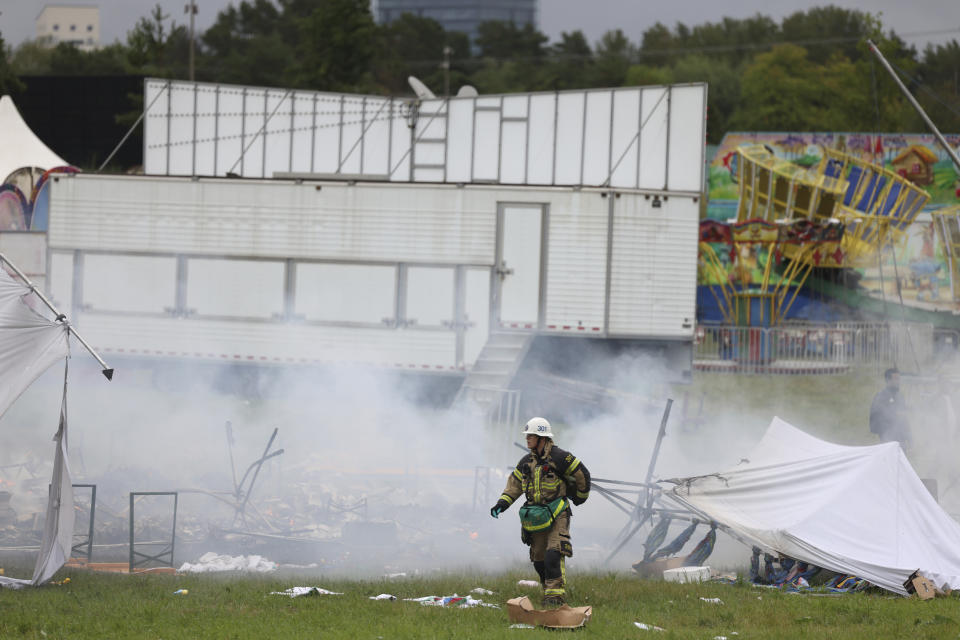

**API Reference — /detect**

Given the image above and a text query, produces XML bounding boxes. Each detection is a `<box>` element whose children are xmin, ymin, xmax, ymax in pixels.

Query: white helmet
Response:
<box><xmin>522</xmin><ymin>417</ymin><xmax>553</xmax><ymax>438</ymax></box>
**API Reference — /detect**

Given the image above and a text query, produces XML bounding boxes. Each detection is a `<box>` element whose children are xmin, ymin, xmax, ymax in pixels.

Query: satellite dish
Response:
<box><xmin>407</xmin><ymin>76</ymin><xmax>437</xmax><ymax>100</ymax></box>
<box><xmin>456</xmin><ymin>85</ymin><xmax>479</xmax><ymax>98</ymax></box>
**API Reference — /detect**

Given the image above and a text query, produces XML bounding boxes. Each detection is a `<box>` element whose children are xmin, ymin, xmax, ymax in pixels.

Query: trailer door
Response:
<box><xmin>495</xmin><ymin>203</ymin><xmax>545</xmax><ymax>330</ymax></box>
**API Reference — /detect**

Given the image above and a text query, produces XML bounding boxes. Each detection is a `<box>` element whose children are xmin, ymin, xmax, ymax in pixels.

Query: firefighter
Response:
<box><xmin>489</xmin><ymin>417</ymin><xmax>590</xmax><ymax>607</ymax></box>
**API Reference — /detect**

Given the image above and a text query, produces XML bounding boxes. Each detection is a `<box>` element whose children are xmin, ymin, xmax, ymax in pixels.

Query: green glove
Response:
<box><xmin>490</xmin><ymin>500</ymin><xmax>509</xmax><ymax>518</ymax></box>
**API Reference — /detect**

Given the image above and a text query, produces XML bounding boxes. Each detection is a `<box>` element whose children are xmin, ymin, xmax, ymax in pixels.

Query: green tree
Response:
<box><xmin>475</xmin><ymin>21</ymin><xmax>547</xmax><ymax>60</ymax></box>
<box><xmin>623</xmin><ymin>64</ymin><xmax>672</xmax><ymax>87</ymax></box>
<box><xmin>0</xmin><ymin>34</ymin><xmax>24</xmax><ymax>94</ymax></box>
<box><xmin>593</xmin><ymin>29</ymin><xmax>635</xmax><ymax>87</ymax></box>
<box><xmin>537</xmin><ymin>30</ymin><xmax>592</xmax><ymax>90</ymax></box>
<box><xmin>638</xmin><ymin>22</ymin><xmax>674</xmax><ymax>65</ymax></box>
<box><xmin>780</xmin><ymin>6</ymin><xmax>875</xmax><ymax>65</ymax></box>
<box><xmin>728</xmin><ymin>44</ymin><xmax>827</xmax><ymax>130</ymax></box>
<box><xmin>126</xmin><ymin>3</ymin><xmax>190</xmax><ymax>77</ymax></box>
<box><xmin>9</xmin><ymin>40</ymin><xmax>55</xmax><ymax>76</ymax></box>
<box><xmin>200</xmin><ymin>0</ymin><xmax>296</xmax><ymax>86</ymax></box>
<box><xmin>914</xmin><ymin>39</ymin><xmax>960</xmax><ymax>134</ymax></box>
<box><xmin>373</xmin><ymin>13</ymin><xmax>469</xmax><ymax>95</ymax></box>
<box><xmin>294</xmin><ymin>0</ymin><xmax>376</xmax><ymax>91</ymax></box>
<box><xmin>47</xmin><ymin>42</ymin><xmax>129</xmax><ymax>75</ymax></box>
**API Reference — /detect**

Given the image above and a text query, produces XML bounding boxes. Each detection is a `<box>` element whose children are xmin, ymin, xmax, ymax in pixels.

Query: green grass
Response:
<box><xmin>1</xmin><ymin>567</ymin><xmax>958</xmax><ymax>639</ymax></box>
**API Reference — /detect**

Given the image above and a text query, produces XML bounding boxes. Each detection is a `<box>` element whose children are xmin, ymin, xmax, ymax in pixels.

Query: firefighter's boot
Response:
<box><xmin>542</xmin><ymin>549</ymin><xmax>566</xmax><ymax>607</ymax></box>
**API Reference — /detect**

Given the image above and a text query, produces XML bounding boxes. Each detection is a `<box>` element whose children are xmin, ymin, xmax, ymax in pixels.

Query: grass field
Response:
<box><xmin>1</xmin><ymin>566</ymin><xmax>958</xmax><ymax>639</ymax></box>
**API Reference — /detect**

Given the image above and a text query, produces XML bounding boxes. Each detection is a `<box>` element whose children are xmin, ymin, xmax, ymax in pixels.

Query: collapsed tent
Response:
<box><xmin>670</xmin><ymin>417</ymin><xmax>960</xmax><ymax>595</ymax></box>
<box><xmin>0</xmin><ymin>263</ymin><xmax>71</xmax><ymax>589</ymax></box>
<box><xmin>0</xmin><ymin>96</ymin><xmax>67</xmax><ymax>185</ymax></box>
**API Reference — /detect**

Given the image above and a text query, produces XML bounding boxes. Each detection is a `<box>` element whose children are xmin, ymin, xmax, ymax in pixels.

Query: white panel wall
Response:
<box><xmin>406</xmin><ymin>266</ymin><xmax>455</xmax><ymax>327</ymax></box>
<box><xmin>48</xmin><ymin>174</ymin><xmax>498</xmax><ymax>264</ymax></box>
<box><xmin>608</xmin><ymin>196</ymin><xmax>698</xmax><ymax>337</ymax></box>
<box><xmin>290</xmin><ymin>93</ymin><xmax>315</xmax><ymax>173</ymax></box>
<box><xmin>667</xmin><ymin>85</ymin><xmax>707</xmax><ymax>193</ymax></box>
<box><xmin>609</xmin><ymin>90</ymin><xmax>641</xmax><ymax>189</ymax></box>
<box><xmin>144</xmin><ymin>80</ymin><xmax>706</xmax><ymax>193</ymax></box>
<box><xmin>544</xmin><ymin>192</ymin><xmax>608</xmax><ymax>333</ymax></box>
<box><xmin>526</xmin><ymin>94</ymin><xmax>556</xmax><ymax>185</ymax></box>
<box><xmin>82</xmin><ymin>254</ymin><xmax>176</xmax><ymax>314</ymax></box>
<box><xmin>48</xmin><ymin>250</ymin><xmax>73</xmax><ymax>312</ymax></box>
<box><xmin>186</xmin><ymin>258</ymin><xmax>285</xmax><ymax>319</ymax></box>
<box><xmin>581</xmin><ymin>91</ymin><xmax>612</xmax><ymax>186</ymax></box>
<box><xmin>77</xmin><ymin>315</ymin><xmax>460</xmax><ymax>369</ymax></box>
<box><xmin>47</xmin><ymin>175</ymin><xmax>698</xmax><ymax>367</ymax></box>
<box><xmin>294</xmin><ymin>263</ymin><xmax>395</xmax><ymax>324</ymax></box>
<box><xmin>638</xmin><ymin>87</ymin><xmax>669</xmax><ymax>190</ymax></box>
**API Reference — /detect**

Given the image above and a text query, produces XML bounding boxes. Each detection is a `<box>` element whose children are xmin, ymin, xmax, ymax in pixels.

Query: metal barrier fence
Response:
<box><xmin>693</xmin><ymin>321</ymin><xmax>935</xmax><ymax>374</ymax></box>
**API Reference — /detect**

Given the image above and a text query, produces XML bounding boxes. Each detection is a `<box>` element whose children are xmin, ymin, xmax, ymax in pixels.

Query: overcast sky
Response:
<box><xmin>2</xmin><ymin>0</ymin><xmax>958</xmax><ymax>52</ymax></box>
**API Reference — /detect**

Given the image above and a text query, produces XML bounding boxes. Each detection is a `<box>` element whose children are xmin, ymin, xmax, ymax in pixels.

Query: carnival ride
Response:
<box><xmin>930</xmin><ymin>205</ymin><xmax>960</xmax><ymax>303</ymax></box>
<box><xmin>704</xmin><ymin>138</ymin><xmax>934</xmax><ymax>328</ymax></box>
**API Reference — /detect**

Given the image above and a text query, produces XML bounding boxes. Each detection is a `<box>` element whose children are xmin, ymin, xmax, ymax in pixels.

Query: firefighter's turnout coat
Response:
<box><xmin>499</xmin><ymin>440</ymin><xmax>591</xmax><ymax>512</ymax></box>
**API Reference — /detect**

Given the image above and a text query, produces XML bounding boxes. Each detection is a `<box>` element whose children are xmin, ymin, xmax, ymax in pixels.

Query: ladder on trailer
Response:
<box><xmin>452</xmin><ymin>331</ymin><xmax>533</xmax><ymax>434</ymax></box>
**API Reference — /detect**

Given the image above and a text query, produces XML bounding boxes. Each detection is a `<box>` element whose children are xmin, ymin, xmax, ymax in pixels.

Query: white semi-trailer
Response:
<box><xmin>34</xmin><ymin>80</ymin><xmax>706</xmax><ymax>383</ymax></box>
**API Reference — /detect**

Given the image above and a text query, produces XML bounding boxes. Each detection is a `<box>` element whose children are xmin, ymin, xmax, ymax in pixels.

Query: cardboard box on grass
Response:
<box><xmin>632</xmin><ymin>556</ymin><xmax>686</xmax><ymax>578</ymax></box>
<box><xmin>903</xmin><ymin>570</ymin><xmax>937</xmax><ymax>600</ymax></box>
<box><xmin>506</xmin><ymin>596</ymin><xmax>592</xmax><ymax>629</ymax></box>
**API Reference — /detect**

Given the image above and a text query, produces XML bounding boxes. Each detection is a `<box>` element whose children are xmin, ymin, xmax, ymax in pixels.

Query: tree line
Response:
<box><xmin>1</xmin><ymin>1</ymin><xmax>958</xmax><ymax>144</ymax></box>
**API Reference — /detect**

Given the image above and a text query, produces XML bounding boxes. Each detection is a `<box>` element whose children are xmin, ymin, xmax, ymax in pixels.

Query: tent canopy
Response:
<box><xmin>671</xmin><ymin>417</ymin><xmax>960</xmax><ymax>595</ymax></box>
<box><xmin>0</xmin><ymin>95</ymin><xmax>68</xmax><ymax>184</ymax></box>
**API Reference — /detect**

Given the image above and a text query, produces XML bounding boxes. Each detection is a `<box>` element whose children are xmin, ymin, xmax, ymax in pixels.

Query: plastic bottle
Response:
<box><xmin>173</xmin><ymin>589</ymin><xmax>189</xmax><ymax>595</ymax></box>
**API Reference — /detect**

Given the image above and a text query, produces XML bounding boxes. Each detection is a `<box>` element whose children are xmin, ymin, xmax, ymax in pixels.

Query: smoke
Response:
<box><xmin>8</xmin><ymin>339</ymin><xmax>932</xmax><ymax>578</ymax></box>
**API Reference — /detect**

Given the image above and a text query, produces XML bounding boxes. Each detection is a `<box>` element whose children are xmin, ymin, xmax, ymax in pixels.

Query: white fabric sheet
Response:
<box><xmin>0</xmin><ymin>267</ymin><xmax>69</xmax><ymax>418</ymax></box>
<box><xmin>0</xmin><ymin>95</ymin><xmax>68</xmax><ymax>183</ymax></box>
<box><xmin>671</xmin><ymin>417</ymin><xmax>960</xmax><ymax>595</ymax></box>
<box><xmin>0</xmin><ymin>264</ymin><xmax>72</xmax><ymax>589</ymax></box>
<box><xmin>30</xmin><ymin>384</ymin><xmax>74</xmax><ymax>585</ymax></box>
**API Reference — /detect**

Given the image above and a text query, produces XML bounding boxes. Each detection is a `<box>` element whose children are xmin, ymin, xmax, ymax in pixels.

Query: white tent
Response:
<box><xmin>0</xmin><ymin>95</ymin><xmax>68</xmax><ymax>184</ymax></box>
<box><xmin>671</xmin><ymin>417</ymin><xmax>960</xmax><ymax>595</ymax></box>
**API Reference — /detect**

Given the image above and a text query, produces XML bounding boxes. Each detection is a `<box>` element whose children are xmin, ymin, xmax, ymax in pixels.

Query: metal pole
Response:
<box><xmin>605</xmin><ymin>398</ymin><xmax>673</xmax><ymax>564</ymax></box>
<box><xmin>97</xmin><ymin>82</ymin><xmax>170</xmax><ymax>173</ymax></box>
<box><xmin>867</xmin><ymin>40</ymin><xmax>960</xmax><ymax>172</ymax></box>
<box><xmin>0</xmin><ymin>253</ymin><xmax>113</xmax><ymax>380</ymax></box>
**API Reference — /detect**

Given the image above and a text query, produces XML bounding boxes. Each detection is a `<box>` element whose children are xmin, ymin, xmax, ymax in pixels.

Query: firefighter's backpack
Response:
<box><xmin>519</xmin><ymin>497</ymin><xmax>567</xmax><ymax>532</ymax></box>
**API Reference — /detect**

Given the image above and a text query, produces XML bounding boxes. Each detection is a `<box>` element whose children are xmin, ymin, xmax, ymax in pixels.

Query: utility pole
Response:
<box><xmin>185</xmin><ymin>1</ymin><xmax>197</xmax><ymax>81</ymax></box>
<box><xmin>442</xmin><ymin>46</ymin><xmax>452</xmax><ymax>97</ymax></box>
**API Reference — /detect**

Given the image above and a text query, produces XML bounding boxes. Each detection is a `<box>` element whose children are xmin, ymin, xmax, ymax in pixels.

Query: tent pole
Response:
<box><xmin>0</xmin><ymin>253</ymin><xmax>113</xmax><ymax>380</ymax></box>
<box><xmin>867</xmin><ymin>40</ymin><xmax>960</xmax><ymax>172</ymax></box>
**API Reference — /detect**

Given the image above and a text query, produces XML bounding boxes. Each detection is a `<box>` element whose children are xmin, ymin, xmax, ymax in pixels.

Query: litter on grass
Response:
<box><xmin>635</xmin><ymin>622</ymin><xmax>665</xmax><ymax>631</ymax></box>
<box><xmin>510</xmin><ymin>624</ymin><xmax>536</xmax><ymax>629</ymax></box>
<box><xmin>699</xmin><ymin>597</ymin><xmax>724</xmax><ymax>604</ymax></box>
<box><xmin>471</xmin><ymin>587</ymin><xmax>494</xmax><ymax>595</ymax></box>
<box><xmin>271</xmin><ymin>587</ymin><xmax>344</xmax><ymax>597</ymax></box>
<box><xmin>403</xmin><ymin>594</ymin><xmax>499</xmax><ymax>608</ymax></box>
<box><xmin>517</xmin><ymin>580</ymin><xmax>539</xmax><ymax>587</ymax></box>
<box><xmin>370</xmin><ymin>594</ymin><xmax>397</xmax><ymax>600</ymax></box>
<box><xmin>178</xmin><ymin>552</ymin><xmax>277</xmax><ymax>573</ymax></box>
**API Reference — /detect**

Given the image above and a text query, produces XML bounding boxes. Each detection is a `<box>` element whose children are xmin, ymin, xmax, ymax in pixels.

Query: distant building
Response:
<box><xmin>35</xmin><ymin>4</ymin><xmax>100</xmax><ymax>52</ymax></box>
<box><xmin>374</xmin><ymin>0</ymin><xmax>538</xmax><ymax>45</ymax></box>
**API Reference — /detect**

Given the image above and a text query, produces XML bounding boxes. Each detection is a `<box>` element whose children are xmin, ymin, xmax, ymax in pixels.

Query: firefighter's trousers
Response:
<box><xmin>528</xmin><ymin>512</ymin><xmax>572</xmax><ymax>597</ymax></box>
